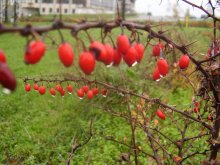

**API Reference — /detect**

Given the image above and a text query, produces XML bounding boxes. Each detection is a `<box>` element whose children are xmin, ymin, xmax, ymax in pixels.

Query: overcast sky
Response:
<box><xmin>134</xmin><ymin>0</ymin><xmax>218</xmax><ymax>17</ymax></box>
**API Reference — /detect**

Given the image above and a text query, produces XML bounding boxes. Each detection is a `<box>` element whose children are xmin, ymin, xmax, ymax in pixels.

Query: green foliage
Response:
<box><xmin>0</xmin><ymin>21</ymin><xmax>215</xmax><ymax>164</ymax></box>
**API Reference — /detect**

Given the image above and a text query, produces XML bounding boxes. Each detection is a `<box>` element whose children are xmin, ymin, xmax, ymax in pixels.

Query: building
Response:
<box><xmin>20</xmin><ymin>0</ymin><xmax>135</xmax><ymax>16</ymax></box>
<box><xmin>0</xmin><ymin>0</ymin><xmax>19</xmax><ymax>23</ymax></box>
<box><xmin>0</xmin><ymin>0</ymin><xmax>135</xmax><ymax>22</ymax></box>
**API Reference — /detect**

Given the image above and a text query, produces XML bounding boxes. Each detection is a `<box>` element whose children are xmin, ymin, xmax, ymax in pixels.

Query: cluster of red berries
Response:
<box><xmin>0</xmin><ymin>50</ymin><xmax>16</xmax><ymax>92</ymax></box>
<box><xmin>25</xmin><ymin>83</ymin><xmax>108</xmax><ymax>99</ymax></box>
<box><xmin>23</xmin><ymin>33</ymin><xmax>145</xmax><ymax>75</ymax></box>
<box><xmin>76</xmin><ymin>85</ymin><xmax>107</xmax><ymax>99</ymax></box>
<box><xmin>193</xmin><ymin>101</ymin><xmax>200</xmax><ymax>113</ymax></box>
<box><xmin>152</xmin><ymin>42</ymin><xmax>190</xmax><ymax>81</ymax></box>
<box><xmin>205</xmin><ymin>44</ymin><xmax>220</xmax><ymax>59</ymax></box>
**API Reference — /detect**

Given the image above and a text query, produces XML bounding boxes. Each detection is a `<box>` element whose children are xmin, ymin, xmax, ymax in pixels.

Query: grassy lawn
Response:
<box><xmin>0</xmin><ymin>19</ymin><xmax>217</xmax><ymax>164</ymax></box>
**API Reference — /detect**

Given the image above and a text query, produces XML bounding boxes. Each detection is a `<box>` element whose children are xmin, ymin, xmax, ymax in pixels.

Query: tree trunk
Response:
<box><xmin>4</xmin><ymin>0</ymin><xmax>9</xmax><ymax>23</ymax></box>
<box><xmin>209</xmin><ymin>71</ymin><xmax>220</xmax><ymax>163</ymax></box>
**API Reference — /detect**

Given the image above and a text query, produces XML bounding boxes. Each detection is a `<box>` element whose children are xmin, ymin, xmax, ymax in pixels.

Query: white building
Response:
<box><xmin>0</xmin><ymin>0</ymin><xmax>135</xmax><ymax>21</ymax></box>
<box><xmin>20</xmin><ymin>0</ymin><xmax>135</xmax><ymax>16</ymax></box>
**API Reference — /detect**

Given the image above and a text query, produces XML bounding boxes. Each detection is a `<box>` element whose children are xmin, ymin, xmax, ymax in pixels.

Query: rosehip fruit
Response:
<box><xmin>134</xmin><ymin>42</ymin><xmax>144</xmax><ymax>63</ymax></box>
<box><xmin>25</xmin><ymin>83</ymin><xmax>31</xmax><ymax>92</ymax></box>
<box><xmin>102</xmin><ymin>88</ymin><xmax>107</xmax><ymax>97</ymax></box>
<box><xmin>33</xmin><ymin>83</ymin><xmax>39</xmax><ymax>90</ymax></box>
<box><xmin>0</xmin><ymin>50</ymin><xmax>7</xmax><ymax>63</ymax></box>
<box><xmin>38</xmin><ymin>86</ymin><xmax>46</xmax><ymax>95</ymax></box>
<box><xmin>152</xmin><ymin>43</ymin><xmax>163</xmax><ymax>57</ymax></box>
<box><xmin>87</xmin><ymin>90</ymin><xmax>94</xmax><ymax>100</ymax></box>
<box><xmin>60</xmin><ymin>89</ymin><xmax>65</xmax><ymax>97</ymax></box>
<box><xmin>152</xmin><ymin>67</ymin><xmax>161</xmax><ymax>81</ymax></box>
<box><xmin>0</xmin><ymin>63</ymin><xmax>17</xmax><ymax>91</ymax></box>
<box><xmin>79</xmin><ymin>51</ymin><xmax>96</xmax><ymax>75</ymax></box>
<box><xmin>24</xmin><ymin>40</ymin><xmax>46</xmax><ymax>64</ymax></box>
<box><xmin>113</xmin><ymin>49</ymin><xmax>122</xmax><ymax>66</ymax></box>
<box><xmin>56</xmin><ymin>84</ymin><xmax>62</xmax><ymax>92</ymax></box>
<box><xmin>83</xmin><ymin>85</ymin><xmax>89</xmax><ymax>93</ymax></box>
<box><xmin>104</xmin><ymin>44</ymin><xmax>114</xmax><ymax>66</ymax></box>
<box><xmin>58</xmin><ymin>42</ymin><xmax>74</xmax><ymax>67</ymax></box>
<box><xmin>89</xmin><ymin>41</ymin><xmax>107</xmax><ymax>62</ymax></box>
<box><xmin>208</xmin><ymin>115</ymin><xmax>213</xmax><ymax>121</ymax></box>
<box><xmin>50</xmin><ymin>88</ymin><xmax>56</xmax><ymax>96</ymax></box>
<box><xmin>156</xmin><ymin>110</ymin><xmax>165</xmax><ymax>120</ymax></box>
<box><xmin>152</xmin><ymin>45</ymin><xmax>160</xmax><ymax>56</ymax></box>
<box><xmin>123</xmin><ymin>47</ymin><xmax>137</xmax><ymax>67</ymax></box>
<box><xmin>117</xmin><ymin>34</ymin><xmax>130</xmax><ymax>54</ymax></box>
<box><xmin>193</xmin><ymin>107</ymin><xmax>199</xmax><ymax>113</ymax></box>
<box><xmin>67</xmin><ymin>85</ymin><xmax>73</xmax><ymax>94</ymax></box>
<box><xmin>194</xmin><ymin>101</ymin><xmax>200</xmax><ymax>107</ymax></box>
<box><xmin>157</xmin><ymin>58</ymin><xmax>168</xmax><ymax>76</ymax></box>
<box><xmin>179</xmin><ymin>54</ymin><xmax>190</xmax><ymax>69</ymax></box>
<box><xmin>77</xmin><ymin>88</ymin><xmax>84</xmax><ymax>99</ymax></box>
<box><xmin>93</xmin><ymin>87</ymin><xmax>99</xmax><ymax>95</ymax></box>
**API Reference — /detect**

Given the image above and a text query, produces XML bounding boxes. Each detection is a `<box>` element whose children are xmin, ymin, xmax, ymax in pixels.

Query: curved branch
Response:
<box><xmin>181</xmin><ymin>0</ymin><xmax>220</xmax><ymax>22</ymax></box>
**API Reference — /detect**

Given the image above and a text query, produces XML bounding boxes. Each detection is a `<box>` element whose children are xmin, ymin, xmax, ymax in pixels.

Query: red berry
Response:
<box><xmin>156</xmin><ymin>110</ymin><xmax>165</xmax><ymax>120</ymax></box>
<box><xmin>24</xmin><ymin>40</ymin><xmax>46</xmax><ymax>64</ymax></box>
<box><xmin>50</xmin><ymin>88</ymin><xmax>56</xmax><ymax>96</ymax></box>
<box><xmin>60</xmin><ymin>89</ymin><xmax>66</xmax><ymax>97</ymax></box>
<box><xmin>89</xmin><ymin>41</ymin><xmax>107</xmax><ymax>62</ymax></box>
<box><xmin>152</xmin><ymin>67</ymin><xmax>161</xmax><ymax>81</ymax></box>
<box><xmin>104</xmin><ymin>44</ymin><xmax>114</xmax><ymax>66</ymax></box>
<box><xmin>58</xmin><ymin>42</ymin><xmax>74</xmax><ymax>67</ymax></box>
<box><xmin>38</xmin><ymin>86</ymin><xmax>46</xmax><ymax>95</ymax></box>
<box><xmin>152</xmin><ymin>42</ymin><xmax>163</xmax><ymax>57</ymax></box>
<box><xmin>194</xmin><ymin>101</ymin><xmax>200</xmax><ymax>107</ymax></box>
<box><xmin>157</xmin><ymin>58</ymin><xmax>169</xmax><ymax>76</ymax></box>
<box><xmin>179</xmin><ymin>54</ymin><xmax>190</xmax><ymax>69</ymax></box>
<box><xmin>207</xmin><ymin>48</ymin><xmax>211</xmax><ymax>55</ymax></box>
<box><xmin>117</xmin><ymin>34</ymin><xmax>130</xmax><ymax>54</ymax></box>
<box><xmin>208</xmin><ymin>115</ymin><xmax>213</xmax><ymax>121</ymax></box>
<box><xmin>93</xmin><ymin>87</ymin><xmax>99</xmax><ymax>95</ymax></box>
<box><xmin>56</xmin><ymin>84</ymin><xmax>62</xmax><ymax>92</ymax></box>
<box><xmin>102</xmin><ymin>88</ymin><xmax>107</xmax><ymax>97</ymax></box>
<box><xmin>113</xmin><ymin>49</ymin><xmax>122</xmax><ymax>66</ymax></box>
<box><xmin>134</xmin><ymin>42</ymin><xmax>144</xmax><ymax>63</ymax></box>
<box><xmin>123</xmin><ymin>47</ymin><xmax>137</xmax><ymax>67</ymax></box>
<box><xmin>193</xmin><ymin>107</ymin><xmax>199</xmax><ymax>113</ymax></box>
<box><xmin>0</xmin><ymin>63</ymin><xmax>17</xmax><ymax>91</ymax></box>
<box><xmin>152</xmin><ymin>45</ymin><xmax>161</xmax><ymax>56</ymax></box>
<box><xmin>67</xmin><ymin>85</ymin><xmax>73</xmax><ymax>93</ymax></box>
<box><xmin>25</xmin><ymin>83</ymin><xmax>31</xmax><ymax>92</ymax></box>
<box><xmin>87</xmin><ymin>90</ymin><xmax>94</xmax><ymax>99</ymax></box>
<box><xmin>79</xmin><ymin>51</ymin><xmax>96</xmax><ymax>75</ymax></box>
<box><xmin>33</xmin><ymin>83</ymin><xmax>39</xmax><ymax>90</ymax></box>
<box><xmin>77</xmin><ymin>88</ymin><xmax>84</xmax><ymax>99</ymax></box>
<box><xmin>82</xmin><ymin>85</ymin><xmax>89</xmax><ymax>93</ymax></box>
<box><xmin>0</xmin><ymin>50</ymin><xmax>7</xmax><ymax>63</ymax></box>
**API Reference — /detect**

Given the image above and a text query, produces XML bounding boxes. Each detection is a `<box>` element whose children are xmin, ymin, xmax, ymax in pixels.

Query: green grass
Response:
<box><xmin>0</xmin><ymin>20</ymin><xmax>217</xmax><ymax>164</ymax></box>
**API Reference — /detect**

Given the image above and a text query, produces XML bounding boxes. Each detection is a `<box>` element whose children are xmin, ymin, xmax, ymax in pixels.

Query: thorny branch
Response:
<box><xmin>66</xmin><ymin>120</ymin><xmax>93</xmax><ymax>165</ymax></box>
<box><xmin>181</xmin><ymin>0</ymin><xmax>220</xmax><ymax>22</ymax></box>
<box><xmin>23</xmin><ymin>76</ymin><xmax>212</xmax><ymax>131</ymax></box>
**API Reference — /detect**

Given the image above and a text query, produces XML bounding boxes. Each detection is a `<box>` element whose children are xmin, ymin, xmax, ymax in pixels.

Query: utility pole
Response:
<box><xmin>0</xmin><ymin>0</ymin><xmax>2</xmax><ymax>23</ymax></box>
<box><xmin>13</xmin><ymin>0</ymin><xmax>18</xmax><ymax>26</ymax></box>
<box><xmin>122</xmin><ymin>0</ymin><xmax>126</xmax><ymax>20</ymax></box>
<box><xmin>5</xmin><ymin>0</ymin><xmax>9</xmax><ymax>22</ymax></box>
